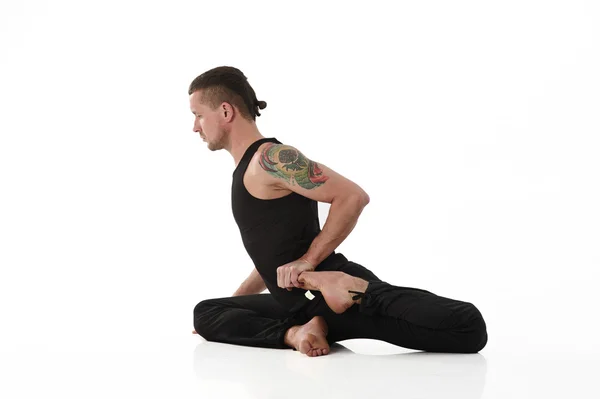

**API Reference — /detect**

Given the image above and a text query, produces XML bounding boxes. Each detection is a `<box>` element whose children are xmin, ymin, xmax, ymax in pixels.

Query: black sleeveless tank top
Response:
<box><xmin>231</xmin><ymin>137</ymin><xmax>347</xmax><ymax>312</ymax></box>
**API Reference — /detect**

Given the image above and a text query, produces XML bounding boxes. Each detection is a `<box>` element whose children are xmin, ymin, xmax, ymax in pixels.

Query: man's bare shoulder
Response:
<box><xmin>243</xmin><ymin>142</ymin><xmax>293</xmax><ymax>198</ymax></box>
<box><xmin>248</xmin><ymin>141</ymin><xmax>369</xmax><ymax>204</ymax></box>
<box><xmin>248</xmin><ymin>141</ymin><xmax>300</xmax><ymax>186</ymax></box>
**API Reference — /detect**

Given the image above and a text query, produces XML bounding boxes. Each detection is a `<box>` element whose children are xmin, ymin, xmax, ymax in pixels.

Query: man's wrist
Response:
<box><xmin>300</xmin><ymin>256</ymin><xmax>317</xmax><ymax>271</ymax></box>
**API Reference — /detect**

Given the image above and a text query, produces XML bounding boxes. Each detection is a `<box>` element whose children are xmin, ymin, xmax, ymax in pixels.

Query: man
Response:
<box><xmin>190</xmin><ymin>66</ymin><xmax>488</xmax><ymax>357</ymax></box>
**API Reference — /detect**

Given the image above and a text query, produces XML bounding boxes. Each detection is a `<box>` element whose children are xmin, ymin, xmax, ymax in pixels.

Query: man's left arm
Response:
<box><xmin>300</xmin><ymin>194</ymin><xmax>369</xmax><ymax>267</ymax></box>
<box><xmin>254</xmin><ymin>142</ymin><xmax>370</xmax><ymax>268</ymax></box>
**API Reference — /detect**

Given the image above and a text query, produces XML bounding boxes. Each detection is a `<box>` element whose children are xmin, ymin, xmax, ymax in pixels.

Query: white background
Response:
<box><xmin>1</xmin><ymin>0</ymin><xmax>598</xmax><ymax>397</ymax></box>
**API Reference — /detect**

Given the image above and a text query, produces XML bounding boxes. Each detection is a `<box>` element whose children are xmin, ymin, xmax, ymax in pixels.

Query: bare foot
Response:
<box><xmin>285</xmin><ymin>316</ymin><xmax>330</xmax><ymax>357</ymax></box>
<box><xmin>192</xmin><ymin>330</ymin><xmax>197</xmax><ymax>334</ymax></box>
<box><xmin>298</xmin><ymin>271</ymin><xmax>369</xmax><ymax>314</ymax></box>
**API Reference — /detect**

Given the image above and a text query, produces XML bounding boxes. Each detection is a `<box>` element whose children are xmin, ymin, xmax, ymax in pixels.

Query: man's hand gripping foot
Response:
<box><xmin>298</xmin><ymin>271</ymin><xmax>369</xmax><ymax>314</ymax></box>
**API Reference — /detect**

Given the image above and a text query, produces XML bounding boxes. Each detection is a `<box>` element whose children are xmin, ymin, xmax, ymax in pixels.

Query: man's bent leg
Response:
<box><xmin>323</xmin><ymin>285</ymin><xmax>487</xmax><ymax>353</ymax></box>
<box><xmin>305</xmin><ymin>261</ymin><xmax>488</xmax><ymax>353</ymax></box>
<box><xmin>193</xmin><ymin>294</ymin><xmax>309</xmax><ymax>349</ymax></box>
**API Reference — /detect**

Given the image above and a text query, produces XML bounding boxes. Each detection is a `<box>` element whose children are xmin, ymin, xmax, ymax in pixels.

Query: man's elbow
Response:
<box><xmin>350</xmin><ymin>191</ymin><xmax>370</xmax><ymax>206</ymax></box>
<box><xmin>333</xmin><ymin>189</ymin><xmax>370</xmax><ymax>206</ymax></box>
<box><xmin>361</xmin><ymin>192</ymin><xmax>370</xmax><ymax>205</ymax></box>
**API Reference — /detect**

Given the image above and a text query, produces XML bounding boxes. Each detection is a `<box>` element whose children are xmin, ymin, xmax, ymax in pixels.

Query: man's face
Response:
<box><xmin>189</xmin><ymin>91</ymin><xmax>226</xmax><ymax>151</ymax></box>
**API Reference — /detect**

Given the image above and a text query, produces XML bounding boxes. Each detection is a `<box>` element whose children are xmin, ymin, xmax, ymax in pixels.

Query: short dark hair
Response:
<box><xmin>188</xmin><ymin>66</ymin><xmax>267</xmax><ymax>122</ymax></box>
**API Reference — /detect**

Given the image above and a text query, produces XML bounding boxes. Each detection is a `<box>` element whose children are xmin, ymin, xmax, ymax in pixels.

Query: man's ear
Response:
<box><xmin>221</xmin><ymin>102</ymin><xmax>234</xmax><ymax>122</ymax></box>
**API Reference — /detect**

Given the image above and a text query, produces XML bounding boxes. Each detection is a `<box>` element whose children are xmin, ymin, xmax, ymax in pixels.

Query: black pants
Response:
<box><xmin>193</xmin><ymin>261</ymin><xmax>488</xmax><ymax>353</ymax></box>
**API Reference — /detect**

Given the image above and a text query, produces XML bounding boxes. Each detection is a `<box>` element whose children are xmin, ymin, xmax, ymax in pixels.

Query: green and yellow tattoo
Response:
<box><xmin>258</xmin><ymin>143</ymin><xmax>329</xmax><ymax>189</ymax></box>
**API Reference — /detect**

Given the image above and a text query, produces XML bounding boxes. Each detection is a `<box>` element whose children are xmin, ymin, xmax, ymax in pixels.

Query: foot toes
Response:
<box><xmin>304</xmin><ymin>347</ymin><xmax>329</xmax><ymax>357</ymax></box>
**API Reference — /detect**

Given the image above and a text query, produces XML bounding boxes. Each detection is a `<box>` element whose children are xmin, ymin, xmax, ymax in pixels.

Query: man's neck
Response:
<box><xmin>228</xmin><ymin>129</ymin><xmax>267</xmax><ymax>169</ymax></box>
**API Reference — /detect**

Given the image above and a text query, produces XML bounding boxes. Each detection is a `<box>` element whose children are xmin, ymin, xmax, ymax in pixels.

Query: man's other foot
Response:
<box><xmin>285</xmin><ymin>316</ymin><xmax>330</xmax><ymax>357</ymax></box>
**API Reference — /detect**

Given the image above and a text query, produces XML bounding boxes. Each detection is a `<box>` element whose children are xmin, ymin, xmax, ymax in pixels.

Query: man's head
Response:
<box><xmin>188</xmin><ymin>66</ymin><xmax>267</xmax><ymax>151</ymax></box>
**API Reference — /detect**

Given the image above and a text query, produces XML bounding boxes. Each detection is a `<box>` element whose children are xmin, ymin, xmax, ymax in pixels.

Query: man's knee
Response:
<box><xmin>462</xmin><ymin>315</ymin><xmax>488</xmax><ymax>353</ymax></box>
<box><xmin>458</xmin><ymin>303</ymin><xmax>488</xmax><ymax>353</ymax></box>
<box><xmin>193</xmin><ymin>299</ymin><xmax>220</xmax><ymax>338</ymax></box>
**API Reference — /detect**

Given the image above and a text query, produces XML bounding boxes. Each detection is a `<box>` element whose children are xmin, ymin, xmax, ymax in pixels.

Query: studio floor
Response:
<box><xmin>1</xmin><ymin>337</ymin><xmax>597</xmax><ymax>398</ymax></box>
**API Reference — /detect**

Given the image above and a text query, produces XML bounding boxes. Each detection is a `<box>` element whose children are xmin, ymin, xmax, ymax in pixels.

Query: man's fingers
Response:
<box><xmin>278</xmin><ymin>265</ymin><xmax>305</xmax><ymax>290</ymax></box>
<box><xmin>291</xmin><ymin>269</ymin><xmax>303</xmax><ymax>288</ymax></box>
<box><xmin>284</xmin><ymin>270</ymin><xmax>291</xmax><ymax>289</ymax></box>
<box><xmin>277</xmin><ymin>266</ymin><xmax>282</xmax><ymax>288</ymax></box>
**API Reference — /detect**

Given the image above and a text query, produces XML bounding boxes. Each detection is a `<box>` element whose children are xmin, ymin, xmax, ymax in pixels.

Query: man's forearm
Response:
<box><xmin>301</xmin><ymin>194</ymin><xmax>369</xmax><ymax>267</ymax></box>
<box><xmin>233</xmin><ymin>268</ymin><xmax>267</xmax><ymax>296</ymax></box>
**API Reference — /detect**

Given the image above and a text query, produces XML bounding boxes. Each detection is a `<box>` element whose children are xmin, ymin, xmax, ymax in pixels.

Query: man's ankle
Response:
<box><xmin>284</xmin><ymin>325</ymin><xmax>299</xmax><ymax>349</ymax></box>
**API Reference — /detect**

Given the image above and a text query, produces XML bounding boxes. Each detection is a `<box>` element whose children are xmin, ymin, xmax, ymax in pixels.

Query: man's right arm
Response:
<box><xmin>232</xmin><ymin>267</ymin><xmax>267</xmax><ymax>296</ymax></box>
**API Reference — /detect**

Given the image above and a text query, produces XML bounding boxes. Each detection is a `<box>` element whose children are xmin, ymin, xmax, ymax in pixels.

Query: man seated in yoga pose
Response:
<box><xmin>190</xmin><ymin>66</ymin><xmax>488</xmax><ymax>357</ymax></box>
